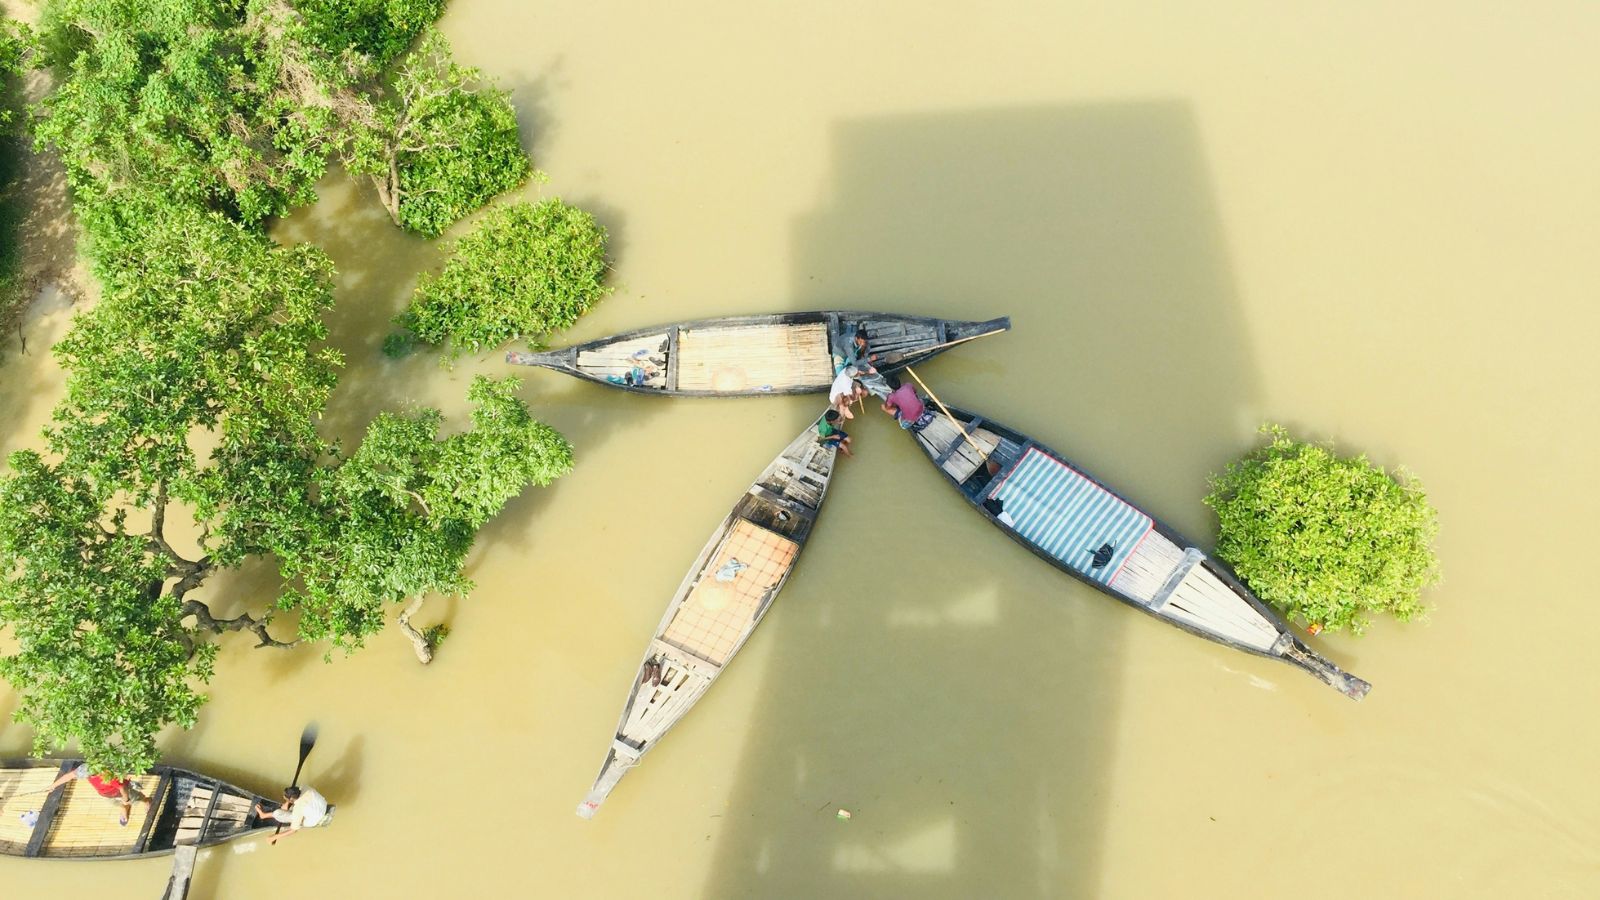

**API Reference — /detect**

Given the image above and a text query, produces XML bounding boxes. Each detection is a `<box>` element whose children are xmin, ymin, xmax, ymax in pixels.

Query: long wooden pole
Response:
<box><xmin>904</xmin><ymin>366</ymin><xmax>986</xmax><ymax>456</ymax></box>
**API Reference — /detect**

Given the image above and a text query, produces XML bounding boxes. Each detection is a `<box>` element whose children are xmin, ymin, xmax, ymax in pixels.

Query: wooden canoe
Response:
<box><xmin>507</xmin><ymin>310</ymin><xmax>1010</xmax><ymax>396</ymax></box>
<box><xmin>0</xmin><ymin>759</ymin><xmax>288</xmax><ymax>860</ymax></box>
<box><xmin>905</xmin><ymin>404</ymin><xmax>1372</xmax><ymax>700</ymax></box>
<box><xmin>578</xmin><ymin>418</ymin><xmax>839</xmax><ymax>818</ymax></box>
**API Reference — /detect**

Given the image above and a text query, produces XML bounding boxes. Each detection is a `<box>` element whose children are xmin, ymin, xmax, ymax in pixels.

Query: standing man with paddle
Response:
<box><xmin>254</xmin><ymin>724</ymin><xmax>332</xmax><ymax>846</ymax></box>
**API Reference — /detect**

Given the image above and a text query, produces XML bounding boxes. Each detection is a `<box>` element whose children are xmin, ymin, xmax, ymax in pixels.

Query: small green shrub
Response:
<box><xmin>1205</xmin><ymin>425</ymin><xmax>1440</xmax><ymax>635</ymax></box>
<box><xmin>400</xmin><ymin>199</ymin><xmax>609</xmax><ymax>356</ymax></box>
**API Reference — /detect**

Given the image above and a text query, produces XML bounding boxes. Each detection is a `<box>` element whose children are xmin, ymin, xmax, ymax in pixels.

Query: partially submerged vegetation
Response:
<box><xmin>0</xmin><ymin>0</ymin><xmax>598</xmax><ymax>773</ymax></box>
<box><xmin>399</xmin><ymin>199</ymin><xmax>611</xmax><ymax>357</ymax></box>
<box><xmin>342</xmin><ymin>28</ymin><xmax>532</xmax><ymax>236</ymax></box>
<box><xmin>1206</xmin><ymin>425</ymin><xmax>1441</xmax><ymax>635</ymax></box>
<box><xmin>0</xmin><ymin>15</ymin><xmax>28</xmax><ymax>349</ymax></box>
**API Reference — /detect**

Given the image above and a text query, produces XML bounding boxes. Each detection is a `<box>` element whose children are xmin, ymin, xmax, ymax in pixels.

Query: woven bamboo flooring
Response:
<box><xmin>41</xmin><ymin>774</ymin><xmax>162</xmax><ymax>856</ymax></box>
<box><xmin>676</xmin><ymin>323</ymin><xmax>832</xmax><ymax>391</ymax></box>
<box><xmin>0</xmin><ymin>767</ymin><xmax>59</xmax><ymax>853</ymax></box>
<box><xmin>663</xmin><ymin>519</ymin><xmax>799</xmax><ymax>665</ymax></box>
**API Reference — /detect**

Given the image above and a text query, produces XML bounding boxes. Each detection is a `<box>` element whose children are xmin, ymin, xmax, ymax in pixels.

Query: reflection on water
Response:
<box><xmin>4</xmin><ymin>1</ymin><xmax>1600</xmax><ymax>898</ymax></box>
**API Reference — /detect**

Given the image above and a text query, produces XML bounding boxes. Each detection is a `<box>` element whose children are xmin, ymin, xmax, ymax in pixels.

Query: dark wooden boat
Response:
<box><xmin>0</xmin><ymin>759</ymin><xmax>287</xmax><ymax>860</ymax></box>
<box><xmin>904</xmin><ymin>404</ymin><xmax>1372</xmax><ymax>699</ymax></box>
<box><xmin>507</xmin><ymin>310</ymin><xmax>1010</xmax><ymax>396</ymax></box>
<box><xmin>578</xmin><ymin>417</ymin><xmax>839</xmax><ymax>818</ymax></box>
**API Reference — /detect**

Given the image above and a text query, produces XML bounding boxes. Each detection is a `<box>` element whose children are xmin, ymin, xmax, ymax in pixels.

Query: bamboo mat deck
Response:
<box><xmin>663</xmin><ymin>519</ymin><xmax>799</xmax><ymax>665</ymax></box>
<box><xmin>41</xmin><ymin>774</ymin><xmax>162</xmax><ymax>856</ymax></box>
<box><xmin>0</xmin><ymin>767</ymin><xmax>59</xmax><ymax>853</ymax></box>
<box><xmin>677</xmin><ymin>323</ymin><xmax>832</xmax><ymax>391</ymax></box>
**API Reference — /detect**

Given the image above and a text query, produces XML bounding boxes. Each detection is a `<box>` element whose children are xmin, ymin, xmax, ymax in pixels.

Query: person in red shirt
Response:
<box><xmin>46</xmin><ymin>762</ymin><xmax>151</xmax><ymax>826</ymax></box>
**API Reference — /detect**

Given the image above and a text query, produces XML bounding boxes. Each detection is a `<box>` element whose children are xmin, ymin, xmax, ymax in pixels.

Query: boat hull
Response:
<box><xmin>579</xmin><ymin>417</ymin><xmax>840</xmax><ymax>817</ymax></box>
<box><xmin>508</xmin><ymin>310</ymin><xmax>1009</xmax><ymax>396</ymax></box>
<box><xmin>1</xmin><ymin>760</ymin><xmax>280</xmax><ymax>860</ymax></box>
<box><xmin>904</xmin><ymin>404</ymin><xmax>1370</xmax><ymax>700</ymax></box>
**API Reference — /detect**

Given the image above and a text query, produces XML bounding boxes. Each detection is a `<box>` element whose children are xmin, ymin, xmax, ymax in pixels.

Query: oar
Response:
<box><xmin>904</xmin><ymin>366</ymin><xmax>987</xmax><ymax>457</ymax></box>
<box><xmin>274</xmin><ymin>723</ymin><xmax>319</xmax><ymax>835</ymax></box>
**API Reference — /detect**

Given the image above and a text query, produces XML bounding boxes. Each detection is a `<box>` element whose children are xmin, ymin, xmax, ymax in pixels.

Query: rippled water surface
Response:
<box><xmin>3</xmin><ymin>2</ymin><xmax>1599</xmax><ymax>897</ymax></box>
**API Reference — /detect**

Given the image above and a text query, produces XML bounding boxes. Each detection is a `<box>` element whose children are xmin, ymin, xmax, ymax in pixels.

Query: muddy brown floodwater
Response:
<box><xmin>4</xmin><ymin>2</ymin><xmax>1600</xmax><ymax>897</ymax></box>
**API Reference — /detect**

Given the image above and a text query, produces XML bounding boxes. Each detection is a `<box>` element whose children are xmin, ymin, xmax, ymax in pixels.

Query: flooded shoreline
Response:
<box><xmin>5</xmin><ymin>1</ymin><xmax>1600</xmax><ymax>897</ymax></box>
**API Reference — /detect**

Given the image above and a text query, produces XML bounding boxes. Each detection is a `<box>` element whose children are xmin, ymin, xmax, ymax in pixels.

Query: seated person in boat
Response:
<box><xmin>828</xmin><ymin>365</ymin><xmax>867</xmax><ymax>420</ymax></box>
<box><xmin>47</xmin><ymin>763</ymin><xmax>151</xmax><ymax>827</ymax></box>
<box><xmin>817</xmin><ymin>409</ymin><xmax>853</xmax><ymax>457</ymax></box>
<box><xmin>255</xmin><ymin>785</ymin><xmax>331</xmax><ymax>845</ymax></box>
<box><xmin>880</xmin><ymin>377</ymin><xmax>934</xmax><ymax>431</ymax></box>
<box><xmin>834</xmin><ymin>327</ymin><xmax>878</xmax><ymax>375</ymax></box>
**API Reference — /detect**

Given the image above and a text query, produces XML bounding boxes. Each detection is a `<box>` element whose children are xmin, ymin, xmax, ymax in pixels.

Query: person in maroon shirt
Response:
<box><xmin>881</xmin><ymin>381</ymin><xmax>931</xmax><ymax>430</ymax></box>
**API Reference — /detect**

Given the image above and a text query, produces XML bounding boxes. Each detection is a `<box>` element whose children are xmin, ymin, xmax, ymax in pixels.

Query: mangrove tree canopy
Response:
<box><xmin>1205</xmin><ymin>425</ymin><xmax>1441</xmax><ymax>635</ymax></box>
<box><xmin>400</xmin><ymin>198</ymin><xmax>610</xmax><ymax>356</ymax></box>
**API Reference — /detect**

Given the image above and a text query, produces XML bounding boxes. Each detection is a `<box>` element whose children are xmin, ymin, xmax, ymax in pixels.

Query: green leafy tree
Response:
<box><xmin>276</xmin><ymin>376</ymin><xmax>572</xmax><ymax>662</ymax></box>
<box><xmin>400</xmin><ymin>199</ymin><xmax>610</xmax><ymax>355</ymax></box>
<box><xmin>0</xmin><ymin>197</ymin><xmax>574</xmax><ymax>770</ymax></box>
<box><xmin>292</xmin><ymin>0</ymin><xmax>444</xmax><ymax>65</ymax></box>
<box><xmin>1205</xmin><ymin>425</ymin><xmax>1441</xmax><ymax>635</ymax></box>
<box><xmin>341</xmin><ymin>27</ymin><xmax>531</xmax><ymax>236</ymax></box>
<box><xmin>32</xmin><ymin>0</ymin><xmax>360</xmax><ymax>223</ymax></box>
<box><xmin>0</xmin><ymin>15</ymin><xmax>33</xmax><ymax>350</ymax></box>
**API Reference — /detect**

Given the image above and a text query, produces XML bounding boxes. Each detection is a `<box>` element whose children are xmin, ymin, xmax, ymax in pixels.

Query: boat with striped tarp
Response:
<box><xmin>507</xmin><ymin>310</ymin><xmax>1009</xmax><ymax>396</ymax></box>
<box><xmin>905</xmin><ymin>403</ymin><xmax>1371</xmax><ymax>699</ymax></box>
<box><xmin>578</xmin><ymin>416</ymin><xmax>840</xmax><ymax>818</ymax></box>
<box><xmin>0</xmin><ymin>759</ymin><xmax>286</xmax><ymax>860</ymax></box>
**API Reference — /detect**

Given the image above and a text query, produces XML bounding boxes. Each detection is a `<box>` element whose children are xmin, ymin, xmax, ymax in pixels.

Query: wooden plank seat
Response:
<box><xmin>174</xmin><ymin>784</ymin><xmax>256</xmax><ymax>847</ymax></box>
<box><xmin>574</xmin><ymin>332</ymin><xmax>670</xmax><ymax>387</ymax></box>
<box><xmin>915</xmin><ymin>413</ymin><xmax>1002</xmax><ymax>482</ymax></box>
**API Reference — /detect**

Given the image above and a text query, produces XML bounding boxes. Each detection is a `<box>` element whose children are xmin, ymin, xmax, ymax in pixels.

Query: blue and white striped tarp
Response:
<box><xmin>986</xmin><ymin>448</ymin><xmax>1152</xmax><ymax>585</ymax></box>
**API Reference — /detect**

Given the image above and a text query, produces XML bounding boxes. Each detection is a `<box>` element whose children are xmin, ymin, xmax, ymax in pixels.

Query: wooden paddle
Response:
<box><xmin>273</xmin><ymin>723</ymin><xmax>319</xmax><ymax>835</ymax></box>
<box><xmin>904</xmin><ymin>366</ymin><xmax>987</xmax><ymax>456</ymax></box>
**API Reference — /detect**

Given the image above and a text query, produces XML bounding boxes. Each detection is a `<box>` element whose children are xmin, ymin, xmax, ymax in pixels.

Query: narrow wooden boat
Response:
<box><xmin>905</xmin><ymin>404</ymin><xmax>1372</xmax><ymax>699</ymax></box>
<box><xmin>0</xmin><ymin>759</ymin><xmax>284</xmax><ymax>860</ymax></box>
<box><xmin>507</xmin><ymin>310</ymin><xmax>1010</xmax><ymax>396</ymax></box>
<box><xmin>578</xmin><ymin>418</ymin><xmax>839</xmax><ymax>818</ymax></box>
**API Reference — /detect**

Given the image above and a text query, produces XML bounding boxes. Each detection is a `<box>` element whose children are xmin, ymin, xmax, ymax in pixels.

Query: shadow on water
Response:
<box><xmin>701</xmin><ymin>101</ymin><xmax>1262</xmax><ymax>898</ymax></box>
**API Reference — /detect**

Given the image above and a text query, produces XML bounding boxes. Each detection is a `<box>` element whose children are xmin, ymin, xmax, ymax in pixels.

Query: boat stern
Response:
<box><xmin>505</xmin><ymin>347</ymin><xmax>576</xmax><ymax>370</ymax></box>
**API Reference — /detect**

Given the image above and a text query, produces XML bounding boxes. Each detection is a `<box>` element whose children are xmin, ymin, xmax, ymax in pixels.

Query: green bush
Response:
<box><xmin>1205</xmin><ymin>425</ymin><xmax>1440</xmax><ymax>634</ymax></box>
<box><xmin>400</xmin><ymin>199</ymin><xmax>609</xmax><ymax>356</ymax></box>
<box><xmin>293</xmin><ymin>0</ymin><xmax>445</xmax><ymax>64</ymax></box>
<box><xmin>394</xmin><ymin>87</ymin><xmax>530</xmax><ymax>237</ymax></box>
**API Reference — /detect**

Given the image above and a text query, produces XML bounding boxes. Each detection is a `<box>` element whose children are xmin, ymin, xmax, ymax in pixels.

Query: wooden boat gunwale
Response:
<box><xmin>908</xmin><ymin>405</ymin><xmax>1371</xmax><ymax>699</ymax></box>
<box><xmin>506</xmin><ymin>309</ymin><xmax>1011</xmax><ymax>397</ymax></box>
<box><xmin>0</xmin><ymin>759</ymin><xmax>277</xmax><ymax>861</ymax></box>
<box><xmin>578</xmin><ymin>417</ymin><xmax>839</xmax><ymax>817</ymax></box>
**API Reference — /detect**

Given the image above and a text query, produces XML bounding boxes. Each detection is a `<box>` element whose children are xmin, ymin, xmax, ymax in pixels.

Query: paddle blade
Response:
<box><xmin>298</xmin><ymin>722</ymin><xmax>320</xmax><ymax>758</ymax></box>
<box><xmin>289</xmin><ymin>722</ymin><xmax>320</xmax><ymax>788</ymax></box>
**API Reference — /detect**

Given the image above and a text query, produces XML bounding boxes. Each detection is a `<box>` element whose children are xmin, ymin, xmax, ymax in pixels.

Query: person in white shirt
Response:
<box><xmin>254</xmin><ymin>785</ymin><xmax>330</xmax><ymax>845</ymax></box>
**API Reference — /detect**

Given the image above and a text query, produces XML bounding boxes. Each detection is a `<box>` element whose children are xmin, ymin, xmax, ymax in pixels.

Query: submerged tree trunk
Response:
<box><xmin>397</xmin><ymin>594</ymin><xmax>433</xmax><ymax>664</ymax></box>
